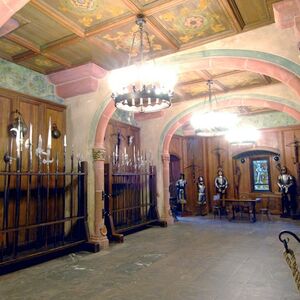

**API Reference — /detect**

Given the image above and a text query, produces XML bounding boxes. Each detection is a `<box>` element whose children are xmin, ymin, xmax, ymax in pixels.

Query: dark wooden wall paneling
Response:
<box><xmin>104</xmin><ymin>119</ymin><xmax>140</xmax><ymax>165</ymax></box>
<box><xmin>170</xmin><ymin>125</ymin><xmax>300</xmax><ymax>215</ymax></box>
<box><xmin>0</xmin><ymin>87</ymin><xmax>66</xmax><ymax>245</ymax></box>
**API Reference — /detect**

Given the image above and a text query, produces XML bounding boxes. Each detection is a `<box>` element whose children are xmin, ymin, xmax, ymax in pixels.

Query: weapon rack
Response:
<box><xmin>0</xmin><ymin>160</ymin><xmax>89</xmax><ymax>273</ymax></box>
<box><xmin>104</xmin><ymin>165</ymin><xmax>165</xmax><ymax>242</ymax></box>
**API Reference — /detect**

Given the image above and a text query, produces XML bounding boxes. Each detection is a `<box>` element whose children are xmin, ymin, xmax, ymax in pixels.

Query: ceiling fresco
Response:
<box><xmin>154</xmin><ymin>0</ymin><xmax>233</xmax><ymax>45</ymax></box>
<box><xmin>173</xmin><ymin>70</ymin><xmax>276</xmax><ymax>103</ymax></box>
<box><xmin>43</xmin><ymin>0</ymin><xmax>131</xmax><ymax>28</ymax></box>
<box><xmin>0</xmin><ymin>0</ymin><xmax>281</xmax><ymax>107</ymax></box>
<box><xmin>216</xmin><ymin>71</ymin><xmax>267</xmax><ymax>90</ymax></box>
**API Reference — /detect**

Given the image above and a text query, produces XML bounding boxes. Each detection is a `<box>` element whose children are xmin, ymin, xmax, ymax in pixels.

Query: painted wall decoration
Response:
<box><xmin>111</xmin><ymin>109</ymin><xmax>138</xmax><ymax>127</ymax></box>
<box><xmin>44</xmin><ymin>0</ymin><xmax>130</xmax><ymax>28</ymax></box>
<box><xmin>155</xmin><ymin>0</ymin><xmax>232</xmax><ymax>44</ymax></box>
<box><xmin>0</xmin><ymin>59</ymin><xmax>63</xmax><ymax>103</ymax></box>
<box><xmin>243</xmin><ymin>112</ymin><xmax>299</xmax><ymax>129</ymax></box>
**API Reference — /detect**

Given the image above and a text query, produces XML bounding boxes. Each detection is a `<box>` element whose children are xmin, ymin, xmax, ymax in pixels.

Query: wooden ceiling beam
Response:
<box><xmin>12</xmin><ymin>50</ymin><xmax>37</xmax><ymax>62</ymax></box>
<box><xmin>121</xmin><ymin>0</ymin><xmax>141</xmax><ymax>13</ymax></box>
<box><xmin>219</xmin><ymin>0</ymin><xmax>244</xmax><ymax>32</ymax></box>
<box><xmin>143</xmin><ymin>0</ymin><xmax>189</xmax><ymax>16</ymax></box>
<box><xmin>42</xmin><ymin>53</ymin><xmax>72</xmax><ymax>67</ymax></box>
<box><xmin>86</xmin><ymin>0</ymin><xmax>188</xmax><ymax>38</ymax></box>
<box><xmin>30</xmin><ymin>0</ymin><xmax>85</xmax><ymax>38</ymax></box>
<box><xmin>145</xmin><ymin>17</ymin><xmax>178</xmax><ymax>50</ymax></box>
<box><xmin>6</xmin><ymin>33</ymin><xmax>40</xmax><ymax>53</ymax></box>
<box><xmin>41</xmin><ymin>35</ymin><xmax>81</xmax><ymax>52</ymax></box>
<box><xmin>176</xmin><ymin>77</ymin><xmax>206</xmax><ymax>88</ymax></box>
<box><xmin>85</xmin><ymin>15</ymin><xmax>136</xmax><ymax>37</ymax></box>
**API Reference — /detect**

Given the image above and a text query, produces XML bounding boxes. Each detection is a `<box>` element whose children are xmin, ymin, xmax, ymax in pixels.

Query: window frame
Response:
<box><xmin>250</xmin><ymin>156</ymin><xmax>272</xmax><ymax>192</ymax></box>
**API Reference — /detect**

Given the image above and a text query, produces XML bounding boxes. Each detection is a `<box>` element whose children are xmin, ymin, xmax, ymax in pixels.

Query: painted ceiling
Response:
<box><xmin>0</xmin><ymin>0</ymin><xmax>280</xmax><ymax>109</ymax></box>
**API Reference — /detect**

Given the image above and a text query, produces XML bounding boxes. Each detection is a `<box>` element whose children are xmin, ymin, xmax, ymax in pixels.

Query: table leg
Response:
<box><xmin>252</xmin><ymin>202</ymin><xmax>257</xmax><ymax>222</ymax></box>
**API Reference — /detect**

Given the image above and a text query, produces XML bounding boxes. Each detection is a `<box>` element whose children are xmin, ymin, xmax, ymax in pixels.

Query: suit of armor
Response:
<box><xmin>277</xmin><ymin>166</ymin><xmax>294</xmax><ymax>216</ymax></box>
<box><xmin>214</xmin><ymin>169</ymin><xmax>228</xmax><ymax>199</ymax></box>
<box><xmin>197</xmin><ymin>176</ymin><xmax>206</xmax><ymax>205</ymax></box>
<box><xmin>176</xmin><ymin>175</ymin><xmax>187</xmax><ymax>204</ymax></box>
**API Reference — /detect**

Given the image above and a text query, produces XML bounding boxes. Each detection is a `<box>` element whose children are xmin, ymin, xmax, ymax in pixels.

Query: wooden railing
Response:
<box><xmin>0</xmin><ymin>161</ymin><xmax>89</xmax><ymax>273</ymax></box>
<box><xmin>104</xmin><ymin>165</ymin><xmax>166</xmax><ymax>242</ymax></box>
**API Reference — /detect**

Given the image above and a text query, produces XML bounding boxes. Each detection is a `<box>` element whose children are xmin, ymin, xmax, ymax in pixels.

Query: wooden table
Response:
<box><xmin>224</xmin><ymin>198</ymin><xmax>262</xmax><ymax>222</ymax></box>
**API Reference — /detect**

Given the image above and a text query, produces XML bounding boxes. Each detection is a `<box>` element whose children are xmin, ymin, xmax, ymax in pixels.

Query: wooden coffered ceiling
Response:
<box><xmin>0</xmin><ymin>0</ymin><xmax>282</xmax><ymax>109</ymax></box>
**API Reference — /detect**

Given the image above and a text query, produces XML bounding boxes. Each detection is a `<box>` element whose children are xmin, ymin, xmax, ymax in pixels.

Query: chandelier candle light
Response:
<box><xmin>190</xmin><ymin>80</ymin><xmax>239</xmax><ymax>136</ymax></box>
<box><xmin>110</xmin><ymin>14</ymin><xmax>176</xmax><ymax>113</ymax></box>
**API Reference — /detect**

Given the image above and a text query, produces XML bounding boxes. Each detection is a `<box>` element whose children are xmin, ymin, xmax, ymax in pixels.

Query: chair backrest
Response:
<box><xmin>212</xmin><ymin>194</ymin><xmax>220</xmax><ymax>207</ymax></box>
<box><xmin>260</xmin><ymin>197</ymin><xmax>270</xmax><ymax>209</ymax></box>
<box><xmin>213</xmin><ymin>194</ymin><xmax>220</xmax><ymax>201</ymax></box>
<box><xmin>240</xmin><ymin>193</ymin><xmax>249</xmax><ymax>200</ymax></box>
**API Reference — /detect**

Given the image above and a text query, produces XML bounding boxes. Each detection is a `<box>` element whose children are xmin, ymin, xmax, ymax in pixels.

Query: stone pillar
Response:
<box><xmin>90</xmin><ymin>147</ymin><xmax>109</xmax><ymax>249</ymax></box>
<box><xmin>162</xmin><ymin>153</ymin><xmax>174</xmax><ymax>225</ymax></box>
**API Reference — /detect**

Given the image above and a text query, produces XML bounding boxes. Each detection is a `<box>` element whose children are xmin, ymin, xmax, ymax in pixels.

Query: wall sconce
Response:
<box><xmin>52</xmin><ymin>123</ymin><xmax>61</xmax><ymax>139</ymax></box>
<box><xmin>8</xmin><ymin>110</ymin><xmax>27</xmax><ymax>137</ymax></box>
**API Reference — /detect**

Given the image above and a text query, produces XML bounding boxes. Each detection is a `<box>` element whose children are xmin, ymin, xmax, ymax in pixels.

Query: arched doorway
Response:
<box><xmin>169</xmin><ymin>154</ymin><xmax>181</xmax><ymax>199</ymax></box>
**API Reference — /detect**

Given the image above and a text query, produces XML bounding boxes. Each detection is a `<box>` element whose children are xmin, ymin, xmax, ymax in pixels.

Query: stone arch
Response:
<box><xmin>91</xmin><ymin>49</ymin><xmax>300</xmax><ymax>228</ymax></box>
<box><xmin>159</xmin><ymin>95</ymin><xmax>300</xmax><ymax>222</ymax></box>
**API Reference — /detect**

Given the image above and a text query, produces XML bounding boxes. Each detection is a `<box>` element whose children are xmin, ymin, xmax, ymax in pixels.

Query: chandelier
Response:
<box><xmin>190</xmin><ymin>80</ymin><xmax>239</xmax><ymax>136</ymax></box>
<box><xmin>109</xmin><ymin>14</ymin><xmax>176</xmax><ymax>113</ymax></box>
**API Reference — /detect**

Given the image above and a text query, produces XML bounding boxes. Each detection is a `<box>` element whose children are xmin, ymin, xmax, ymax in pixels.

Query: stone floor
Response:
<box><xmin>0</xmin><ymin>216</ymin><xmax>300</xmax><ymax>300</ymax></box>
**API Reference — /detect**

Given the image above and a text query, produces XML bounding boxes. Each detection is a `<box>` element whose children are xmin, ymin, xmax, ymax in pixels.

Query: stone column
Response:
<box><xmin>90</xmin><ymin>147</ymin><xmax>109</xmax><ymax>249</ymax></box>
<box><xmin>162</xmin><ymin>153</ymin><xmax>174</xmax><ymax>225</ymax></box>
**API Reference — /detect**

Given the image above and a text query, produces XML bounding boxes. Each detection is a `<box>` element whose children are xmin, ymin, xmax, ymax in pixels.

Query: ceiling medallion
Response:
<box><xmin>109</xmin><ymin>14</ymin><xmax>176</xmax><ymax>113</ymax></box>
<box><xmin>70</xmin><ymin>0</ymin><xmax>94</xmax><ymax>9</ymax></box>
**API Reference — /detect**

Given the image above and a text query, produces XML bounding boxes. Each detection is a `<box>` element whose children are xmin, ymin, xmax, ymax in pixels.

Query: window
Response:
<box><xmin>251</xmin><ymin>158</ymin><xmax>271</xmax><ymax>192</ymax></box>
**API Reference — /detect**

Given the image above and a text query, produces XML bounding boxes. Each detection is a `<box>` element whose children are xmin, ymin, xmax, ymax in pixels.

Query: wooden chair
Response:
<box><xmin>238</xmin><ymin>193</ymin><xmax>252</xmax><ymax>221</ymax></box>
<box><xmin>260</xmin><ymin>197</ymin><xmax>271</xmax><ymax>221</ymax></box>
<box><xmin>212</xmin><ymin>194</ymin><xmax>222</xmax><ymax>219</ymax></box>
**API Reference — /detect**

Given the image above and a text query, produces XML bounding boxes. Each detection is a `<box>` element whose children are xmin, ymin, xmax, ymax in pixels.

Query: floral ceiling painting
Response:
<box><xmin>44</xmin><ymin>0</ymin><xmax>131</xmax><ymax>28</ymax></box>
<box><xmin>95</xmin><ymin>23</ymin><xmax>168</xmax><ymax>58</ymax></box>
<box><xmin>154</xmin><ymin>0</ymin><xmax>233</xmax><ymax>45</ymax></box>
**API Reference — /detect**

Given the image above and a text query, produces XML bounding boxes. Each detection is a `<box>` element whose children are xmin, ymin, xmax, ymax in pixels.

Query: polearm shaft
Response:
<box><xmin>70</xmin><ymin>147</ymin><xmax>74</xmax><ymax>241</ymax></box>
<box><xmin>1</xmin><ymin>141</ymin><xmax>13</xmax><ymax>261</ymax></box>
<box><xmin>54</xmin><ymin>153</ymin><xmax>58</xmax><ymax>246</ymax></box>
<box><xmin>11</xmin><ymin>117</ymin><xmax>23</xmax><ymax>258</ymax></box>
<box><xmin>43</xmin><ymin>117</ymin><xmax>53</xmax><ymax>249</ymax></box>
<box><xmin>36</xmin><ymin>134</ymin><xmax>43</xmax><ymax>246</ymax></box>
<box><xmin>62</xmin><ymin>135</ymin><xmax>66</xmax><ymax>243</ymax></box>
<box><xmin>25</xmin><ymin>123</ymin><xmax>33</xmax><ymax>243</ymax></box>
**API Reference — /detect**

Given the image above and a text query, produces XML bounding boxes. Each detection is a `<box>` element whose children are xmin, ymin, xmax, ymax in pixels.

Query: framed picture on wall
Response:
<box><xmin>250</xmin><ymin>157</ymin><xmax>271</xmax><ymax>192</ymax></box>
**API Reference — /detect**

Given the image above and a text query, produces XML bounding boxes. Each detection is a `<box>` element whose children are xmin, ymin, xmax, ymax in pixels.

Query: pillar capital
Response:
<box><xmin>162</xmin><ymin>153</ymin><xmax>170</xmax><ymax>162</ymax></box>
<box><xmin>93</xmin><ymin>147</ymin><xmax>106</xmax><ymax>161</ymax></box>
